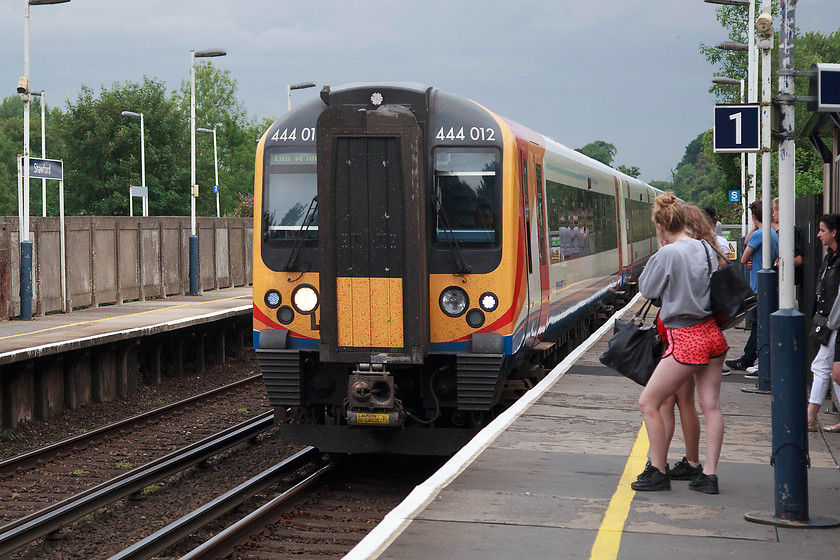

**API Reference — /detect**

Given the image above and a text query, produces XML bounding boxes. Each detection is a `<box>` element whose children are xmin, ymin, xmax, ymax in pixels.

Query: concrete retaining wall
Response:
<box><xmin>0</xmin><ymin>216</ymin><xmax>252</xmax><ymax>319</ymax></box>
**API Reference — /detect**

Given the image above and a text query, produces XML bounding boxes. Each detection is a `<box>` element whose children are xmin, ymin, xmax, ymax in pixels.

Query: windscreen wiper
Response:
<box><xmin>432</xmin><ymin>194</ymin><xmax>471</xmax><ymax>276</ymax></box>
<box><xmin>284</xmin><ymin>196</ymin><xmax>318</xmax><ymax>272</ymax></box>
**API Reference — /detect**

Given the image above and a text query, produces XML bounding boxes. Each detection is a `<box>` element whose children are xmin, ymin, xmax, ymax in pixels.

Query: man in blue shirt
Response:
<box><xmin>726</xmin><ymin>200</ymin><xmax>779</xmax><ymax>372</ymax></box>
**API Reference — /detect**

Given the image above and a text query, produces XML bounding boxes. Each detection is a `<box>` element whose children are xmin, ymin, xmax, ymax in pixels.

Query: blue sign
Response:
<box><xmin>729</xmin><ymin>190</ymin><xmax>741</xmax><ymax>202</ymax></box>
<box><xmin>810</xmin><ymin>63</ymin><xmax>840</xmax><ymax>112</ymax></box>
<box><xmin>213</xmin><ymin>184</ymin><xmax>219</xmax><ymax>194</ymax></box>
<box><xmin>27</xmin><ymin>157</ymin><xmax>63</xmax><ymax>180</ymax></box>
<box><xmin>713</xmin><ymin>104</ymin><xmax>760</xmax><ymax>153</ymax></box>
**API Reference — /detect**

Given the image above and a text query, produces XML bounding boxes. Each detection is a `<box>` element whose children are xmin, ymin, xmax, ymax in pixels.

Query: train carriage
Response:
<box><xmin>253</xmin><ymin>83</ymin><xmax>661</xmax><ymax>454</ymax></box>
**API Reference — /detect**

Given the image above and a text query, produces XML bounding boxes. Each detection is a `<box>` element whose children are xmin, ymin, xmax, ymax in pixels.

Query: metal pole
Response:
<box><xmin>740</xmin><ymin>79</ymin><xmax>746</xmax><ymax>237</ymax></box>
<box><xmin>213</xmin><ymin>128</ymin><xmax>219</xmax><ymax>218</ymax></box>
<box><xmin>40</xmin><ymin>90</ymin><xmax>46</xmax><ymax>217</ymax></box>
<box><xmin>59</xmin><ymin>177</ymin><xmax>66</xmax><ymax>312</ymax></box>
<box><xmin>287</xmin><ymin>84</ymin><xmax>292</xmax><ymax>112</ymax></box>
<box><xmin>20</xmin><ymin>0</ymin><xmax>32</xmax><ymax>320</ymax></box>
<box><xmin>140</xmin><ymin>112</ymin><xmax>147</xmax><ymax>217</ymax></box>
<box><xmin>746</xmin><ymin>0</ymin><xmax>757</xmax><ymax>208</ymax></box>
<box><xmin>189</xmin><ymin>50</ymin><xmax>199</xmax><ymax>295</ymax></box>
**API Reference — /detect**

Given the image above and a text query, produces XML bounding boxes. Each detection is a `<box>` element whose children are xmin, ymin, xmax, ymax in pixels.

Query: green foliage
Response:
<box><xmin>617</xmin><ymin>165</ymin><xmax>641</xmax><ymax>178</ymax></box>
<box><xmin>576</xmin><ymin>140</ymin><xmax>616</xmax><ymax>167</ymax></box>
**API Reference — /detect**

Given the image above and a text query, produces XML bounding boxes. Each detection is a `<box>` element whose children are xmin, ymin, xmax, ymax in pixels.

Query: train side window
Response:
<box><xmin>433</xmin><ymin>149</ymin><xmax>500</xmax><ymax>245</ymax></box>
<box><xmin>262</xmin><ymin>149</ymin><xmax>318</xmax><ymax>244</ymax></box>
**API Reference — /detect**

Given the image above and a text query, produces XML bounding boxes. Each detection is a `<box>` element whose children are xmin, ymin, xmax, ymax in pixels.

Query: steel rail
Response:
<box><xmin>0</xmin><ymin>374</ymin><xmax>262</xmax><ymax>478</ymax></box>
<box><xmin>0</xmin><ymin>411</ymin><xmax>274</xmax><ymax>556</ymax></box>
<box><xmin>107</xmin><ymin>447</ymin><xmax>324</xmax><ymax>560</ymax></box>
<box><xmin>180</xmin><ymin>459</ymin><xmax>339</xmax><ymax>560</ymax></box>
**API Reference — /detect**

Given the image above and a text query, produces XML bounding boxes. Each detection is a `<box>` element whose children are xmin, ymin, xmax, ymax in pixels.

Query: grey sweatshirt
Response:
<box><xmin>639</xmin><ymin>238</ymin><xmax>717</xmax><ymax>328</ymax></box>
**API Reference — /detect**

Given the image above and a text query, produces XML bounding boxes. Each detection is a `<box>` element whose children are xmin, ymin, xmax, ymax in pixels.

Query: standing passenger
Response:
<box><xmin>808</xmin><ymin>215</ymin><xmax>840</xmax><ymax>432</ymax></box>
<box><xmin>631</xmin><ymin>192</ymin><xmax>728</xmax><ymax>494</ymax></box>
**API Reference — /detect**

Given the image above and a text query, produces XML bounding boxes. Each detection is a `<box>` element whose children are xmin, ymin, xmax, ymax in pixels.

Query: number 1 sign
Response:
<box><xmin>713</xmin><ymin>104</ymin><xmax>761</xmax><ymax>153</ymax></box>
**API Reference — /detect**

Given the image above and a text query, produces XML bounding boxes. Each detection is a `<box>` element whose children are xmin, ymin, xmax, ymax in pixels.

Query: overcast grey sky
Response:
<box><xmin>1</xmin><ymin>0</ymin><xmax>839</xmax><ymax>183</ymax></box>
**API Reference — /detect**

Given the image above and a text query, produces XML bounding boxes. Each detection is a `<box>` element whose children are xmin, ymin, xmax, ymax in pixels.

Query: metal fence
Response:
<box><xmin>0</xmin><ymin>216</ymin><xmax>252</xmax><ymax>319</ymax></box>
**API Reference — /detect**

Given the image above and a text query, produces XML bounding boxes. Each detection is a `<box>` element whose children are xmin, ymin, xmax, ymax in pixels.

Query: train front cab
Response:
<box><xmin>254</xmin><ymin>85</ymin><xmax>522</xmax><ymax>455</ymax></box>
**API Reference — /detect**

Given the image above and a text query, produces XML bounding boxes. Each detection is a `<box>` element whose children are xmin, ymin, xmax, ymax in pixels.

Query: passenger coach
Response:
<box><xmin>253</xmin><ymin>83</ymin><xmax>660</xmax><ymax>454</ymax></box>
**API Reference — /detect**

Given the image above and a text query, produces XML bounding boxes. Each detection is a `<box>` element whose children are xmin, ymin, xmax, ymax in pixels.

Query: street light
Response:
<box><xmin>197</xmin><ymin>127</ymin><xmax>219</xmax><ymax>218</ymax></box>
<box><xmin>19</xmin><ymin>0</ymin><xmax>70</xmax><ymax>321</ymax></box>
<box><xmin>190</xmin><ymin>47</ymin><xmax>226</xmax><ymax>296</ymax></box>
<box><xmin>706</xmin><ymin>0</ymin><xmax>757</xmax><ymax>212</ymax></box>
<box><xmin>121</xmin><ymin>110</ymin><xmax>147</xmax><ymax>217</ymax></box>
<box><xmin>287</xmin><ymin>82</ymin><xmax>316</xmax><ymax>112</ymax></box>
<box><xmin>30</xmin><ymin>89</ymin><xmax>46</xmax><ymax>217</ymax></box>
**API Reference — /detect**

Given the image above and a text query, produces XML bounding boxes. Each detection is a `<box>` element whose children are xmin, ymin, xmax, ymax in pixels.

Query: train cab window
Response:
<box><xmin>262</xmin><ymin>149</ymin><xmax>318</xmax><ymax>245</ymax></box>
<box><xmin>433</xmin><ymin>149</ymin><xmax>500</xmax><ymax>245</ymax></box>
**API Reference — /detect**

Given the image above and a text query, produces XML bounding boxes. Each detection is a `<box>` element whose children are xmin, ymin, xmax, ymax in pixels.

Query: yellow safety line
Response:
<box><xmin>589</xmin><ymin>423</ymin><xmax>649</xmax><ymax>560</ymax></box>
<box><xmin>0</xmin><ymin>295</ymin><xmax>251</xmax><ymax>341</ymax></box>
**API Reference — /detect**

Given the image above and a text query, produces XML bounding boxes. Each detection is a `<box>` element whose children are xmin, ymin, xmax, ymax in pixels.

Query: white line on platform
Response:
<box><xmin>344</xmin><ymin>293</ymin><xmax>642</xmax><ymax>559</ymax></box>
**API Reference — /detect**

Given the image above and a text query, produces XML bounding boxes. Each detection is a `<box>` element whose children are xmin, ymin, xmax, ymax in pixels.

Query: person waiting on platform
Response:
<box><xmin>808</xmin><ymin>214</ymin><xmax>840</xmax><ymax>433</ymax></box>
<box><xmin>725</xmin><ymin>200</ymin><xmax>778</xmax><ymax>374</ymax></box>
<box><xmin>632</xmin><ymin>192</ymin><xmax>728</xmax><ymax>494</ymax></box>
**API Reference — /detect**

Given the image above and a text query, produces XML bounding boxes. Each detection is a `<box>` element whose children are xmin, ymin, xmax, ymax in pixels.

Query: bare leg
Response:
<box><xmin>638</xmin><ymin>355</ymin><xmax>695</xmax><ymax>473</ymax></box>
<box><xmin>660</xmin><ymin>394</ymin><xmax>677</xmax><ymax>455</ymax></box>
<box><xmin>694</xmin><ymin>354</ymin><xmax>726</xmax><ymax>475</ymax></box>
<box><xmin>674</xmin><ymin>377</ymin><xmax>700</xmax><ymax>464</ymax></box>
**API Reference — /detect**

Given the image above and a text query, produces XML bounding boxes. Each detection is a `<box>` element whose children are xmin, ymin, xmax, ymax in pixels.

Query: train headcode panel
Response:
<box><xmin>252</xmin><ymin>83</ymin><xmax>663</xmax><ymax>455</ymax></box>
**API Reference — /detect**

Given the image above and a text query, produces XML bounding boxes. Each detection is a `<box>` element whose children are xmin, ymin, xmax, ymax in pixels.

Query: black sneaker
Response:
<box><xmin>689</xmin><ymin>472</ymin><xmax>719</xmax><ymax>494</ymax></box>
<box><xmin>631</xmin><ymin>463</ymin><xmax>671</xmax><ymax>491</ymax></box>
<box><xmin>670</xmin><ymin>456</ymin><xmax>703</xmax><ymax>480</ymax></box>
<box><xmin>725</xmin><ymin>358</ymin><xmax>752</xmax><ymax>371</ymax></box>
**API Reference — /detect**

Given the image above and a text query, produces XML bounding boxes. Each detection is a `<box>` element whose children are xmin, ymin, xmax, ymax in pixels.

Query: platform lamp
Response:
<box><xmin>18</xmin><ymin>0</ymin><xmax>71</xmax><ymax>321</ymax></box>
<box><xmin>287</xmin><ymin>82</ymin><xmax>316</xmax><ymax>112</ymax></box>
<box><xmin>189</xmin><ymin>48</ymin><xmax>226</xmax><ymax>296</ymax></box>
<box><xmin>121</xmin><ymin>111</ymin><xmax>146</xmax><ymax>217</ymax></box>
<box><xmin>197</xmin><ymin>127</ymin><xmax>219</xmax><ymax>218</ymax></box>
<box><xmin>712</xmin><ymin>76</ymin><xmax>747</xmax><ymax>236</ymax></box>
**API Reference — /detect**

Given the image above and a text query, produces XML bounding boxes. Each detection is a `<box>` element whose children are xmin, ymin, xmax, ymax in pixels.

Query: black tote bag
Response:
<box><xmin>703</xmin><ymin>241</ymin><xmax>757</xmax><ymax>330</ymax></box>
<box><xmin>599</xmin><ymin>300</ymin><xmax>663</xmax><ymax>386</ymax></box>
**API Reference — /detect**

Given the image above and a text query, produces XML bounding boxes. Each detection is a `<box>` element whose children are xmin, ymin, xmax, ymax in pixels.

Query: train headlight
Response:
<box><xmin>440</xmin><ymin>287</ymin><xmax>469</xmax><ymax>317</ymax></box>
<box><xmin>292</xmin><ymin>285</ymin><xmax>319</xmax><ymax>314</ymax></box>
<box><xmin>264</xmin><ymin>290</ymin><xmax>281</xmax><ymax>308</ymax></box>
<box><xmin>479</xmin><ymin>292</ymin><xmax>498</xmax><ymax>312</ymax></box>
<box><xmin>277</xmin><ymin>306</ymin><xmax>294</xmax><ymax>324</ymax></box>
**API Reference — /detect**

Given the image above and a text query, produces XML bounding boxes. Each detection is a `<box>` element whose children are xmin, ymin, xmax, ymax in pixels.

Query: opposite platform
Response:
<box><xmin>0</xmin><ymin>287</ymin><xmax>252</xmax><ymax>365</ymax></box>
<box><xmin>349</xmin><ymin>296</ymin><xmax>840</xmax><ymax>560</ymax></box>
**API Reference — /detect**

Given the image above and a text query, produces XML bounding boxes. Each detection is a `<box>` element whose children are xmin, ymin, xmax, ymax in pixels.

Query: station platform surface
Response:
<box><xmin>348</xmin><ymin>295</ymin><xmax>840</xmax><ymax>560</ymax></box>
<box><xmin>0</xmin><ymin>287</ymin><xmax>252</xmax><ymax>365</ymax></box>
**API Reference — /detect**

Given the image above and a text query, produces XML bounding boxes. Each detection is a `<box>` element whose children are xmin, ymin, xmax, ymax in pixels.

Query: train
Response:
<box><xmin>252</xmin><ymin>83</ymin><xmax>661</xmax><ymax>454</ymax></box>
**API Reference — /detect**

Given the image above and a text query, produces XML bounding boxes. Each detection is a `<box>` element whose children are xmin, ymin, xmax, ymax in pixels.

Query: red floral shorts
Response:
<box><xmin>662</xmin><ymin>317</ymin><xmax>729</xmax><ymax>365</ymax></box>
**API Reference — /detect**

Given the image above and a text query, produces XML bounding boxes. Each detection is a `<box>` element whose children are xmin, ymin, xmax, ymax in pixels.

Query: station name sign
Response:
<box><xmin>26</xmin><ymin>157</ymin><xmax>63</xmax><ymax>180</ymax></box>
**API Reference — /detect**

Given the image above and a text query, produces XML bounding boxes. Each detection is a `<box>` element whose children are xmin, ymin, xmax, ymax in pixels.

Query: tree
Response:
<box><xmin>617</xmin><ymin>165</ymin><xmax>641</xmax><ymax>178</ymax></box>
<box><xmin>53</xmin><ymin>78</ymin><xmax>189</xmax><ymax>216</ymax></box>
<box><xmin>576</xmin><ymin>140</ymin><xmax>616</xmax><ymax>167</ymax></box>
<box><xmin>173</xmin><ymin>62</ymin><xmax>259</xmax><ymax>217</ymax></box>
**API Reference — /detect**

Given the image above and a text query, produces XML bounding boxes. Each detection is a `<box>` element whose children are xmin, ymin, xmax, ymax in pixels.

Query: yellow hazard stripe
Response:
<box><xmin>589</xmin><ymin>423</ymin><xmax>649</xmax><ymax>560</ymax></box>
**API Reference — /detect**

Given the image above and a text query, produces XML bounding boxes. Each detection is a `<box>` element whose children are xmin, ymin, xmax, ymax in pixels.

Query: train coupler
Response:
<box><xmin>346</xmin><ymin>364</ymin><xmax>404</xmax><ymax>428</ymax></box>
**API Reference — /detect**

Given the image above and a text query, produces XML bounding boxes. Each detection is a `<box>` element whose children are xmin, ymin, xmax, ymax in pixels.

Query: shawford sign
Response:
<box><xmin>27</xmin><ymin>157</ymin><xmax>63</xmax><ymax>180</ymax></box>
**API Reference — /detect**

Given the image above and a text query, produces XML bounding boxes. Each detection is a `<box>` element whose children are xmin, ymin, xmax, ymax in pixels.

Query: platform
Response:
<box><xmin>0</xmin><ymin>287</ymin><xmax>252</xmax><ymax>365</ymax></box>
<box><xmin>348</xmin><ymin>295</ymin><xmax>840</xmax><ymax>560</ymax></box>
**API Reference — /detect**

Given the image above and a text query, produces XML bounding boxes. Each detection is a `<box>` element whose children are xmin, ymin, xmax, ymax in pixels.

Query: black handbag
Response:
<box><xmin>599</xmin><ymin>299</ymin><xmax>663</xmax><ymax>386</ymax></box>
<box><xmin>703</xmin><ymin>241</ymin><xmax>757</xmax><ymax>330</ymax></box>
<box><xmin>810</xmin><ymin>313</ymin><xmax>831</xmax><ymax>346</ymax></box>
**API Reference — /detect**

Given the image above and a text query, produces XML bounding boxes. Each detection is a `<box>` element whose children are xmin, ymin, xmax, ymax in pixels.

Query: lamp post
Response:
<box><xmin>706</xmin><ymin>0</ymin><xmax>757</xmax><ymax>210</ymax></box>
<box><xmin>190</xmin><ymin>48</ymin><xmax>226</xmax><ymax>295</ymax></box>
<box><xmin>28</xmin><ymin>89</ymin><xmax>47</xmax><ymax>216</ymax></box>
<box><xmin>197</xmin><ymin>127</ymin><xmax>219</xmax><ymax>218</ymax></box>
<box><xmin>121</xmin><ymin>111</ymin><xmax>146</xmax><ymax>217</ymax></box>
<box><xmin>287</xmin><ymin>82</ymin><xmax>316</xmax><ymax>112</ymax></box>
<box><xmin>712</xmin><ymin>77</ymin><xmax>747</xmax><ymax>236</ymax></box>
<box><xmin>19</xmin><ymin>0</ymin><xmax>70</xmax><ymax>321</ymax></box>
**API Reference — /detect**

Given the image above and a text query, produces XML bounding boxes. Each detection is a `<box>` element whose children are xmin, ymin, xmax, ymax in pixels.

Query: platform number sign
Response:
<box><xmin>713</xmin><ymin>104</ymin><xmax>760</xmax><ymax>153</ymax></box>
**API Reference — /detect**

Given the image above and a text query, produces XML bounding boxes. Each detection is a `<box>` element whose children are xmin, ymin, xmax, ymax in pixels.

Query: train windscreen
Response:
<box><xmin>433</xmin><ymin>149</ymin><xmax>500</xmax><ymax>245</ymax></box>
<box><xmin>262</xmin><ymin>149</ymin><xmax>317</xmax><ymax>244</ymax></box>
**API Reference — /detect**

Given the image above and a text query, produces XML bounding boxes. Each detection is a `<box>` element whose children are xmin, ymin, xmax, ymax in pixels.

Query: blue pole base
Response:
<box><xmin>19</xmin><ymin>241</ymin><xmax>33</xmax><ymax>321</ymax></box>
<box><xmin>188</xmin><ymin>235</ymin><xmax>199</xmax><ymax>296</ymax></box>
<box><xmin>756</xmin><ymin>268</ymin><xmax>777</xmax><ymax>392</ymax></box>
<box><xmin>745</xmin><ymin>511</ymin><xmax>839</xmax><ymax>528</ymax></box>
